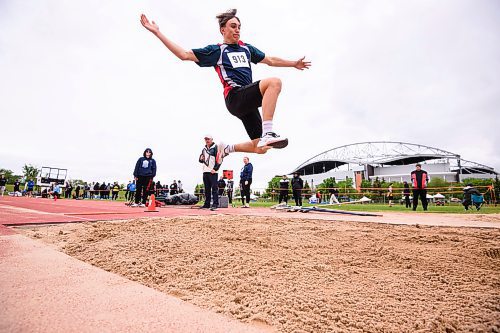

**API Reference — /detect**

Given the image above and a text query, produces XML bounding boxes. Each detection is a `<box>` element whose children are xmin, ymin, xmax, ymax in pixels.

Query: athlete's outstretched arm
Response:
<box><xmin>260</xmin><ymin>56</ymin><xmax>311</xmax><ymax>70</ymax></box>
<box><xmin>140</xmin><ymin>14</ymin><xmax>198</xmax><ymax>62</ymax></box>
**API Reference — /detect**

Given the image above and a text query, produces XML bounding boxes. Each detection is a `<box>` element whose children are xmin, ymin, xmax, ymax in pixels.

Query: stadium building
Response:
<box><xmin>291</xmin><ymin>142</ymin><xmax>497</xmax><ymax>188</ymax></box>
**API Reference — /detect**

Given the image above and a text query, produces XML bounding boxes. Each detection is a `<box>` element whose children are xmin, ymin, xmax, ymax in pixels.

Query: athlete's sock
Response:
<box><xmin>262</xmin><ymin>120</ymin><xmax>273</xmax><ymax>135</ymax></box>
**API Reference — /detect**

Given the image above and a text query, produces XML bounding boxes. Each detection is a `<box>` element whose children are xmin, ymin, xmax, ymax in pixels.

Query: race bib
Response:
<box><xmin>228</xmin><ymin>52</ymin><xmax>249</xmax><ymax>68</ymax></box>
<box><xmin>142</xmin><ymin>160</ymin><xmax>149</xmax><ymax>168</ymax></box>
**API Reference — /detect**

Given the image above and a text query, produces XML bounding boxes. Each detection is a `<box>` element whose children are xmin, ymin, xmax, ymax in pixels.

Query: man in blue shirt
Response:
<box><xmin>26</xmin><ymin>179</ymin><xmax>35</xmax><ymax>197</ymax></box>
<box><xmin>239</xmin><ymin>156</ymin><xmax>253</xmax><ymax>208</ymax></box>
<box><xmin>140</xmin><ymin>9</ymin><xmax>310</xmax><ymax>160</ymax></box>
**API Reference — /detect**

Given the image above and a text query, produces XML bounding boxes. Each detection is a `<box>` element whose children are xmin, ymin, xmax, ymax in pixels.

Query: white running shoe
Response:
<box><xmin>216</xmin><ymin>142</ymin><xmax>230</xmax><ymax>164</ymax></box>
<box><xmin>131</xmin><ymin>203</ymin><xmax>139</xmax><ymax>207</ymax></box>
<box><xmin>257</xmin><ymin>132</ymin><xmax>288</xmax><ymax>149</ymax></box>
<box><xmin>139</xmin><ymin>203</ymin><xmax>146</xmax><ymax>208</ymax></box>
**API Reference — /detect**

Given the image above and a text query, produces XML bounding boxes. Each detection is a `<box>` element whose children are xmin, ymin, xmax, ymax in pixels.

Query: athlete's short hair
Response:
<box><xmin>216</xmin><ymin>9</ymin><xmax>240</xmax><ymax>28</ymax></box>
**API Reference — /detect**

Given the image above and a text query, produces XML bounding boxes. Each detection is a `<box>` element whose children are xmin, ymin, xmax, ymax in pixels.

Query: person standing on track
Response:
<box><xmin>411</xmin><ymin>163</ymin><xmax>429</xmax><ymax>211</ymax></box>
<box><xmin>227</xmin><ymin>178</ymin><xmax>234</xmax><ymax>207</ymax></box>
<box><xmin>278</xmin><ymin>174</ymin><xmax>290</xmax><ymax>206</ymax></box>
<box><xmin>140</xmin><ymin>9</ymin><xmax>311</xmax><ymax>159</ymax></box>
<box><xmin>132</xmin><ymin>148</ymin><xmax>157</xmax><ymax>207</ymax></box>
<box><xmin>198</xmin><ymin>134</ymin><xmax>222</xmax><ymax>211</ymax></box>
<box><xmin>239</xmin><ymin>156</ymin><xmax>253</xmax><ymax>208</ymax></box>
<box><xmin>291</xmin><ymin>172</ymin><xmax>304</xmax><ymax>207</ymax></box>
<box><xmin>0</xmin><ymin>174</ymin><xmax>6</xmax><ymax>197</ymax></box>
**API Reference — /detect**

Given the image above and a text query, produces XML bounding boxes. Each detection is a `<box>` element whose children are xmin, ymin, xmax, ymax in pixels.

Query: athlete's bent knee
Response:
<box><xmin>261</xmin><ymin>77</ymin><xmax>282</xmax><ymax>94</ymax></box>
<box><xmin>269</xmin><ymin>77</ymin><xmax>282</xmax><ymax>92</ymax></box>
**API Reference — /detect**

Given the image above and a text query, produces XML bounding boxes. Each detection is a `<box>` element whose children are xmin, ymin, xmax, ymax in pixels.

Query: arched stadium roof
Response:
<box><xmin>292</xmin><ymin>141</ymin><xmax>496</xmax><ymax>176</ymax></box>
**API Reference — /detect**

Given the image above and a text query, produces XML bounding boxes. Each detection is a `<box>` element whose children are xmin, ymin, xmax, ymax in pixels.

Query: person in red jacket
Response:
<box><xmin>410</xmin><ymin>163</ymin><xmax>429</xmax><ymax>211</ymax></box>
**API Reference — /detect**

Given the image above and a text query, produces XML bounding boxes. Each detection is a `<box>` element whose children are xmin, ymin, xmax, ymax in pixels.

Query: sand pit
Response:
<box><xmin>20</xmin><ymin>216</ymin><xmax>500</xmax><ymax>333</ymax></box>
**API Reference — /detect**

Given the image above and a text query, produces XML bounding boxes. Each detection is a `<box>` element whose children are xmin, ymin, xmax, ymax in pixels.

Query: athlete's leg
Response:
<box><xmin>259</xmin><ymin>78</ymin><xmax>282</xmax><ymax>121</ymax></box>
<box><xmin>234</xmin><ymin>139</ymin><xmax>270</xmax><ymax>154</ymax></box>
<box><xmin>228</xmin><ymin>111</ymin><xmax>271</xmax><ymax>154</ymax></box>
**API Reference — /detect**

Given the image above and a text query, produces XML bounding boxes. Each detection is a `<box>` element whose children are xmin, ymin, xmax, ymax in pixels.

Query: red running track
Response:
<box><xmin>0</xmin><ymin>196</ymin><xmax>258</xmax><ymax>227</ymax></box>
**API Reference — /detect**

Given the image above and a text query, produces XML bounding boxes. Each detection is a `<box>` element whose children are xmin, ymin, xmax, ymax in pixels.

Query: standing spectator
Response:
<box><xmin>65</xmin><ymin>181</ymin><xmax>73</xmax><ymax>199</ymax></box>
<box><xmin>155</xmin><ymin>180</ymin><xmax>162</xmax><ymax>196</ymax></box>
<box><xmin>26</xmin><ymin>179</ymin><xmax>35</xmax><ymax>197</ymax></box>
<box><xmin>92</xmin><ymin>182</ymin><xmax>99</xmax><ymax>199</ymax></box>
<box><xmin>227</xmin><ymin>179</ymin><xmax>234</xmax><ymax>206</ymax></box>
<box><xmin>75</xmin><ymin>184</ymin><xmax>81</xmax><ymax>199</ymax></box>
<box><xmin>403</xmin><ymin>181</ymin><xmax>411</xmax><ymax>208</ymax></box>
<box><xmin>291</xmin><ymin>172</ymin><xmax>304</xmax><ymax>207</ymax></box>
<box><xmin>329</xmin><ymin>187</ymin><xmax>340</xmax><ymax>205</ymax></box>
<box><xmin>387</xmin><ymin>183</ymin><xmax>394</xmax><ymax>207</ymax></box>
<box><xmin>128</xmin><ymin>181</ymin><xmax>136</xmax><ymax>202</ymax></box>
<box><xmin>125</xmin><ymin>181</ymin><xmax>132</xmax><ymax>200</ymax></box>
<box><xmin>106</xmin><ymin>183</ymin><xmax>112</xmax><ymax>200</ymax></box>
<box><xmin>14</xmin><ymin>179</ymin><xmax>21</xmax><ymax>196</ymax></box>
<box><xmin>278</xmin><ymin>175</ymin><xmax>290</xmax><ymax>205</ymax></box>
<box><xmin>239</xmin><ymin>156</ymin><xmax>253</xmax><ymax>208</ymax></box>
<box><xmin>198</xmin><ymin>134</ymin><xmax>222</xmax><ymax>210</ymax></box>
<box><xmin>112</xmin><ymin>182</ymin><xmax>120</xmax><ymax>200</ymax></box>
<box><xmin>0</xmin><ymin>174</ymin><xmax>6</xmax><ymax>196</ymax></box>
<box><xmin>84</xmin><ymin>183</ymin><xmax>90</xmax><ymax>199</ymax></box>
<box><xmin>411</xmin><ymin>163</ymin><xmax>429</xmax><ymax>211</ymax></box>
<box><xmin>177</xmin><ymin>180</ymin><xmax>183</xmax><ymax>193</ymax></box>
<box><xmin>169</xmin><ymin>180</ymin><xmax>178</xmax><ymax>196</ymax></box>
<box><xmin>133</xmin><ymin>148</ymin><xmax>157</xmax><ymax>207</ymax></box>
<box><xmin>99</xmin><ymin>182</ymin><xmax>106</xmax><ymax>199</ymax></box>
<box><xmin>317</xmin><ymin>191</ymin><xmax>322</xmax><ymax>204</ymax></box>
<box><xmin>218</xmin><ymin>176</ymin><xmax>226</xmax><ymax>196</ymax></box>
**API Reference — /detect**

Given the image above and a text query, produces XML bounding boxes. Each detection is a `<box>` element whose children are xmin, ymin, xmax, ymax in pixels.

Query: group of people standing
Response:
<box><xmin>277</xmin><ymin>172</ymin><xmax>305</xmax><ymax>207</ymax></box>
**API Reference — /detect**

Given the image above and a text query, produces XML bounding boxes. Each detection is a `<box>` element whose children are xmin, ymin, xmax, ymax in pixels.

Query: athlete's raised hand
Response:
<box><xmin>141</xmin><ymin>14</ymin><xmax>160</xmax><ymax>34</ymax></box>
<box><xmin>294</xmin><ymin>57</ymin><xmax>311</xmax><ymax>70</ymax></box>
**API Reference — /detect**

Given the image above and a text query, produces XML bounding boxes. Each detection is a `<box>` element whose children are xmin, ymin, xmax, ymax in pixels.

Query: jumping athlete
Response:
<box><xmin>140</xmin><ymin>9</ymin><xmax>311</xmax><ymax>159</ymax></box>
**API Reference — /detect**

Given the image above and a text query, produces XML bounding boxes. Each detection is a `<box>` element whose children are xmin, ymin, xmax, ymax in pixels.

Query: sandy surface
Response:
<box><xmin>20</xmin><ymin>216</ymin><xmax>500</xmax><ymax>333</ymax></box>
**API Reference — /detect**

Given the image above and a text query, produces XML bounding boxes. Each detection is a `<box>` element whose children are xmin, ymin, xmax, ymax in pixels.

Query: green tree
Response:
<box><xmin>303</xmin><ymin>180</ymin><xmax>311</xmax><ymax>197</ymax></box>
<box><xmin>0</xmin><ymin>168</ymin><xmax>21</xmax><ymax>184</ymax></box>
<box><xmin>265</xmin><ymin>176</ymin><xmax>281</xmax><ymax>199</ymax></box>
<box><xmin>428</xmin><ymin>177</ymin><xmax>450</xmax><ymax>189</ymax></box>
<box><xmin>317</xmin><ymin>177</ymin><xmax>337</xmax><ymax>192</ymax></box>
<box><xmin>372</xmin><ymin>177</ymin><xmax>383</xmax><ymax>202</ymax></box>
<box><xmin>22</xmin><ymin>164</ymin><xmax>39</xmax><ymax>182</ymax></box>
<box><xmin>337</xmin><ymin>177</ymin><xmax>356</xmax><ymax>196</ymax></box>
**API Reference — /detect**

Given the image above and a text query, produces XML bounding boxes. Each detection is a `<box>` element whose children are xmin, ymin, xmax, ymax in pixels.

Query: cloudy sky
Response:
<box><xmin>1</xmin><ymin>0</ymin><xmax>499</xmax><ymax>191</ymax></box>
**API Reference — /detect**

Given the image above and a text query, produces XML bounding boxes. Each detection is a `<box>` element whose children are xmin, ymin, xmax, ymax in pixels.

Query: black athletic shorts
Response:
<box><xmin>225</xmin><ymin>81</ymin><xmax>263</xmax><ymax>140</ymax></box>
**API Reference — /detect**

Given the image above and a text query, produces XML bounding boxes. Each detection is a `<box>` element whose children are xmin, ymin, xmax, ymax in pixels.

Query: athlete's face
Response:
<box><xmin>221</xmin><ymin>17</ymin><xmax>241</xmax><ymax>44</ymax></box>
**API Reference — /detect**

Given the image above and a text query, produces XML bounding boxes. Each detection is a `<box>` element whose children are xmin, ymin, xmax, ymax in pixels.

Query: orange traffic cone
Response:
<box><xmin>144</xmin><ymin>194</ymin><xmax>159</xmax><ymax>212</ymax></box>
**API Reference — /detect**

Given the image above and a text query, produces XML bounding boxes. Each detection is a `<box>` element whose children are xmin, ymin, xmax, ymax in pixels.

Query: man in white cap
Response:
<box><xmin>198</xmin><ymin>134</ymin><xmax>222</xmax><ymax>211</ymax></box>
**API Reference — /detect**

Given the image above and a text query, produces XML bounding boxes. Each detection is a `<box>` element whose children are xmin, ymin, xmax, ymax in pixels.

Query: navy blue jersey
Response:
<box><xmin>192</xmin><ymin>41</ymin><xmax>265</xmax><ymax>97</ymax></box>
